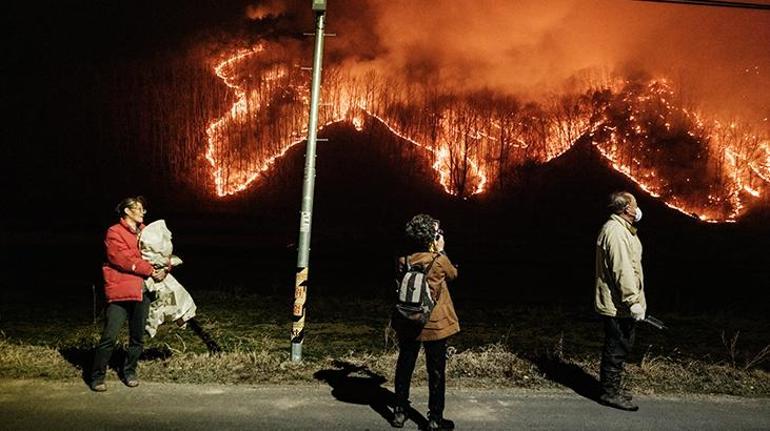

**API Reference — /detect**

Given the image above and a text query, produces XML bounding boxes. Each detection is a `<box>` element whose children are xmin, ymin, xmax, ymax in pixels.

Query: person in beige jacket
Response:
<box><xmin>391</xmin><ymin>214</ymin><xmax>459</xmax><ymax>431</ymax></box>
<box><xmin>595</xmin><ymin>191</ymin><xmax>647</xmax><ymax>411</ymax></box>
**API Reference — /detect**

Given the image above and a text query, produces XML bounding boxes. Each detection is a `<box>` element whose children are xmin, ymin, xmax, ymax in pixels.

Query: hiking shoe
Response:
<box><xmin>427</xmin><ymin>416</ymin><xmax>455</xmax><ymax>430</ymax></box>
<box><xmin>124</xmin><ymin>375</ymin><xmax>140</xmax><ymax>388</ymax></box>
<box><xmin>90</xmin><ymin>382</ymin><xmax>107</xmax><ymax>392</ymax></box>
<box><xmin>599</xmin><ymin>393</ymin><xmax>638</xmax><ymax>411</ymax></box>
<box><xmin>390</xmin><ymin>407</ymin><xmax>407</xmax><ymax>428</ymax></box>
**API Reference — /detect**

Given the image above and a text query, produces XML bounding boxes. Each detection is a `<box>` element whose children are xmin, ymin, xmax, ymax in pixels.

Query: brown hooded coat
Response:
<box><xmin>399</xmin><ymin>252</ymin><xmax>460</xmax><ymax>341</ymax></box>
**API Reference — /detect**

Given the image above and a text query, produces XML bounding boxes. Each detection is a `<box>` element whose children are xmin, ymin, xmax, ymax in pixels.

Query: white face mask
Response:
<box><xmin>633</xmin><ymin>207</ymin><xmax>643</xmax><ymax>223</ymax></box>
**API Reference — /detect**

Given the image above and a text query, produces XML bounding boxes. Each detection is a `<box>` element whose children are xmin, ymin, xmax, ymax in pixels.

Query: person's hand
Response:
<box><xmin>630</xmin><ymin>303</ymin><xmax>645</xmax><ymax>321</ymax></box>
<box><xmin>435</xmin><ymin>234</ymin><xmax>445</xmax><ymax>253</ymax></box>
<box><xmin>151</xmin><ymin>268</ymin><xmax>168</xmax><ymax>282</ymax></box>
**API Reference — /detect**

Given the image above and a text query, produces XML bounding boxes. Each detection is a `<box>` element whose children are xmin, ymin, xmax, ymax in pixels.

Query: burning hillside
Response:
<box><xmin>204</xmin><ymin>41</ymin><xmax>768</xmax><ymax>222</ymax></box>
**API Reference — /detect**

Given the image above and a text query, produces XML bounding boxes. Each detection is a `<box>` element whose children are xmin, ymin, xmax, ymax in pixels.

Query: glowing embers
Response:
<box><xmin>205</xmin><ymin>44</ymin><xmax>767</xmax><ymax>221</ymax></box>
<box><xmin>361</xmin><ymin>110</ymin><xmax>487</xmax><ymax>196</ymax></box>
<box><xmin>591</xmin><ymin>79</ymin><xmax>768</xmax><ymax>222</ymax></box>
<box><xmin>351</xmin><ymin>111</ymin><xmax>365</xmax><ymax>131</ymax></box>
<box><xmin>204</xmin><ymin>46</ymin><xmax>489</xmax><ymax>198</ymax></box>
<box><xmin>205</xmin><ymin>44</ymin><xmax>309</xmax><ymax>196</ymax></box>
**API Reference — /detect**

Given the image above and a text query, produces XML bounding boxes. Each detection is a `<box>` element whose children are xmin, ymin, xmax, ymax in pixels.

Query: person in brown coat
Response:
<box><xmin>391</xmin><ymin>214</ymin><xmax>459</xmax><ymax>431</ymax></box>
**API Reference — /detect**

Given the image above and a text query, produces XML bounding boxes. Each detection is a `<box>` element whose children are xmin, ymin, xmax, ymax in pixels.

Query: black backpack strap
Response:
<box><xmin>396</xmin><ymin>255</ymin><xmax>409</xmax><ymax>282</ymax></box>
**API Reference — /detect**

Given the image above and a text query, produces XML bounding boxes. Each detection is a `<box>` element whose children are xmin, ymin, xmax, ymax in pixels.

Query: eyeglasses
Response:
<box><xmin>130</xmin><ymin>206</ymin><xmax>147</xmax><ymax>214</ymax></box>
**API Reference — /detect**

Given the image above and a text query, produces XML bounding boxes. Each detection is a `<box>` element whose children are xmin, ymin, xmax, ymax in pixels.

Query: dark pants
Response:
<box><xmin>91</xmin><ymin>295</ymin><xmax>150</xmax><ymax>383</ymax></box>
<box><xmin>394</xmin><ymin>337</ymin><xmax>447</xmax><ymax>418</ymax></box>
<box><xmin>600</xmin><ymin>316</ymin><xmax>636</xmax><ymax>395</ymax></box>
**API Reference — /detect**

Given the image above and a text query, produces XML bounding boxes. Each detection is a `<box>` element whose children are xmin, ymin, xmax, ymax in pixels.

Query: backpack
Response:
<box><xmin>392</xmin><ymin>253</ymin><xmax>440</xmax><ymax>332</ymax></box>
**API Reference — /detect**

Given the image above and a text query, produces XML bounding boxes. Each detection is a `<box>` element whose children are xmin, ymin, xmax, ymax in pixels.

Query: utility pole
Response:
<box><xmin>291</xmin><ymin>0</ymin><xmax>327</xmax><ymax>362</ymax></box>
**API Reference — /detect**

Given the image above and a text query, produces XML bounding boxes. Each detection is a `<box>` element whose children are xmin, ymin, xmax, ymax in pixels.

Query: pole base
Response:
<box><xmin>291</xmin><ymin>342</ymin><xmax>303</xmax><ymax>362</ymax></box>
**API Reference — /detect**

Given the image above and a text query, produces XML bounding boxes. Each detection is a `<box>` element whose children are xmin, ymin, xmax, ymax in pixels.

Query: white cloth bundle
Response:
<box><xmin>139</xmin><ymin>220</ymin><xmax>197</xmax><ymax>338</ymax></box>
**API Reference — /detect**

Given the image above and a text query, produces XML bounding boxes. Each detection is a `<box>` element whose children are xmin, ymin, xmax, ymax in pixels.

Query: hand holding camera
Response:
<box><xmin>435</xmin><ymin>233</ymin><xmax>445</xmax><ymax>254</ymax></box>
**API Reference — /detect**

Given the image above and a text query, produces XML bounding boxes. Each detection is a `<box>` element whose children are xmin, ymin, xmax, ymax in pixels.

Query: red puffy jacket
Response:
<box><xmin>102</xmin><ymin>219</ymin><xmax>154</xmax><ymax>302</ymax></box>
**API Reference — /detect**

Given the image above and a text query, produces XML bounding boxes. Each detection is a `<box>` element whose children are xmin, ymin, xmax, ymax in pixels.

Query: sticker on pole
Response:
<box><xmin>300</xmin><ymin>211</ymin><xmax>312</xmax><ymax>232</ymax></box>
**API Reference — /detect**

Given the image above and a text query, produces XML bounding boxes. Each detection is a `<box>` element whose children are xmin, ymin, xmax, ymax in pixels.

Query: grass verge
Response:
<box><xmin>1</xmin><ymin>291</ymin><xmax>768</xmax><ymax>397</ymax></box>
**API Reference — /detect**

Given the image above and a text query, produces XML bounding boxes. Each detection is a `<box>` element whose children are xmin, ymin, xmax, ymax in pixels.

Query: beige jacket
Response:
<box><xmin>595</xmin><ymin>214</ymin><xmax>646</xmax><ymax>318</ymax></box>
<box><xmin>400</xmin><ymin>252</ymin><xmax>460</xmax><ymax>341</ymax></box>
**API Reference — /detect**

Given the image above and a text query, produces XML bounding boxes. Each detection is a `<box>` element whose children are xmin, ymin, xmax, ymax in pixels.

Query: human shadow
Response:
<box><xmin>313</xmin><ymin>360</ymin><xmax>427</xmax><ymax>429</ymax></box>
<box><xmin>59</xmin><ymin>345</ymin><xmax>172</xmax><ymax>386</ymax></box>
<box><xmin>532</xmin><ymin>354</ymin><xmax>603</xmax><ymax>402</ymax></box>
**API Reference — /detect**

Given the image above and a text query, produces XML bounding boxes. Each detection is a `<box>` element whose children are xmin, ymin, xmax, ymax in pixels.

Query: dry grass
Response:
<box><xmin>2</xmin><ymin>336</ymin><xmax>769</xmax><ymax>396</ymax></box>
<box><xmin>0</xmin><ymin>339</ymin><xmax>81</xmax><ymax>380</ymax></box>
<box><xmin>1</xmin><ymin>292</ymin><xmax>769</xmax><ymax>396</ymax></box>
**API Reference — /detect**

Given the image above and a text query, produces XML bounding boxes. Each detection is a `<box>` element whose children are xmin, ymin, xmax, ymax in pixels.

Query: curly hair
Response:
<box><xmin>405</xmin><ymin>214</ymin><xmax>439</xmax><ymax>251</ymax></box>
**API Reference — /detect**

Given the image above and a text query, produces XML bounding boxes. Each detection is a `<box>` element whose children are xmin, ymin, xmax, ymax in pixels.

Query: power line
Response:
<box><xmin>635</xmin><ymin>0</ymin><xmax>770</xmax><ymax>10</ymax></box>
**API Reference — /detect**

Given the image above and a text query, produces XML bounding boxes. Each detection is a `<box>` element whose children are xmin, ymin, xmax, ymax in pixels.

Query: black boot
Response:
<box><xmin>599</xmin><ymin>391</ymin><xmax>638</xmax><ymax>411</ymax></box>
<box><xmin>391</xmin><ymin>406</ymin><xmax>407</xmax><ymax>428</ymax></box>
<box><xmin>599</xmin><ymin>372</ymin><xmax>638</xmax><ymax>411</ymax></box>
<box><xmin>426</xmin><ymin>412</ymin><xmax>455</xmax><ymax>431</ymax></box>
<box><xmin>619</xmin><ymin>373</ymin><xmax>633</xmax><ymax>401</ymax></box>
<box><xmin>89</xmin><ymin>379</ymin><xmax>106</xmax><ymax>392</ymax></box>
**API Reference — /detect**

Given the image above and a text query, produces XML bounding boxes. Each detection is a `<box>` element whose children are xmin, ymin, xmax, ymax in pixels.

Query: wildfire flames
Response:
<box><xmin>206</xmin><ymin>43</ymin><xmax>769</xmax><ymax>222</ymax></box>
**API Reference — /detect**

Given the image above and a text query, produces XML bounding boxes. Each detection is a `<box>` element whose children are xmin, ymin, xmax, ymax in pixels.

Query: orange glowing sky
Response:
<box><xmin>309</xmin><ymin>0</ymin><xmax>770</xmax><ymax>116</ymax></box>
<box><xmin>204</xmin><ymin>1</ymin><xmax>770</xmax><ymax>222</ymax></box>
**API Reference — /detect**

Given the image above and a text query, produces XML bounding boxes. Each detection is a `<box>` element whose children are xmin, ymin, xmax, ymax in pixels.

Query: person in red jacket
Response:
<box><xmin>90</xmin><ymin>196</ymin><xmax>167</xmax><ymax>392</ymax></box>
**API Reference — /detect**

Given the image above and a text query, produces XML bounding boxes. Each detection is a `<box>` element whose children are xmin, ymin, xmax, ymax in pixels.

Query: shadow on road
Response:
<box><xmin>59</xmin><ymin>346</ymin><xmax>172</xmax><ymax>387</ymax></box>
<box><xmin>314</xmin><ymin>360</ymin><xmax>427</xmax><ymax>429</ymax></box>
<box><xmin>533</xmin><ymin>355</ymin><xmax>603</xmax><ymax>403</ymax></box>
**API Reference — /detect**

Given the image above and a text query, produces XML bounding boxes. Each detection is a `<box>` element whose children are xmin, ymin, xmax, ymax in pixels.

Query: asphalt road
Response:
<box><xmin>1</xmin><ymin>379</ymin><xmax>769</xmax><ymax>430</ymax></box>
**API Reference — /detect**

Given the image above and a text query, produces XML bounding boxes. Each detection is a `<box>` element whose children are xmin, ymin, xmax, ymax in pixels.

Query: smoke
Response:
<box><xmin>192</xmin><ymin>0</ymin><xmax>770</xmax><ymax>215</ymax></box>
<box><xmin>258</xmin><ymin>0</ymin><xmax>770</xmax><ymax>121</ymax></box>
<box><xmin>246</xmin><ymin>1</ymin><xmax>289</xmax><ymax>20</ymax></box>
